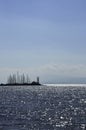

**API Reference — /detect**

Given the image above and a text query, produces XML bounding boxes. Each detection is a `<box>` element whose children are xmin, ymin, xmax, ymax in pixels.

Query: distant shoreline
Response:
<box><xmin>0</xmin><ymin>82</ymin><xmax>41</xmax><ymax>86</ymax></box>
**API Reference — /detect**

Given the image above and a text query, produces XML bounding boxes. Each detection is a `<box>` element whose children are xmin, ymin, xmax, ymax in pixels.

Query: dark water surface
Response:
<box><xmin>0</xmin><ymin>85</ymin><xmax>86</xmax><ymax>130</ymax></box>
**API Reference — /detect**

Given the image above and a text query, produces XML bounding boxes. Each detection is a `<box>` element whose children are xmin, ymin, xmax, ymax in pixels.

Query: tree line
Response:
<box><xmin>7</xmin><ymin>72</ymin><xmax>30</xmax><ymax>84</ymax></box>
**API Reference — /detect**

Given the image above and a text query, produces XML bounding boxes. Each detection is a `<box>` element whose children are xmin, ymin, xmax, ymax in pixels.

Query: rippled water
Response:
<box><xmin>0</xmin><ymin>85</ymin><xmax>86</xmax><ymax>130</ymax></box>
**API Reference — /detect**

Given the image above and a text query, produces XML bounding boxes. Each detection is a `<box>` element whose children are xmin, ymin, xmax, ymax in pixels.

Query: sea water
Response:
<box><xmin>0</xmin><ymin>84</ymin><xmax>86</xmax><ymax>130</ymax></box>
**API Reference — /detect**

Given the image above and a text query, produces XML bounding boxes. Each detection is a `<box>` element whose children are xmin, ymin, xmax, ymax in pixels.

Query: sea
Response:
<box><xmin>0</xmin><ymin>84</ymin><xmax>86</xmax><ymax>130</ymax></box>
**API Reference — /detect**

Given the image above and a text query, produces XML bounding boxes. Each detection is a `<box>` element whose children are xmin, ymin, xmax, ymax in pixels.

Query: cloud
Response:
<box><xmin>0</xmin><ymin>63</ymin><xmax>86</xmax><ymax>83</ymax></box>
<box><xmin>37</xmin><ymin>63</ymin><xmax>86</xmax><ymax>77</ymax></box>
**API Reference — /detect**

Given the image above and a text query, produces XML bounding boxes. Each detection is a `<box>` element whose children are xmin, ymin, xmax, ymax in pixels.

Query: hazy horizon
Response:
<box><xmin>0</xmin><ymin>0</ymin><xmax>86</xmax><ymax>83</ymax></box>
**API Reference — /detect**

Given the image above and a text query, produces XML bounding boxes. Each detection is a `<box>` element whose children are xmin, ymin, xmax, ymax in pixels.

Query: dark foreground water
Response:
<box><xmin>0</xmin><ymin>85</ymin><xmax>86</xmax><ymax>130</ymax></box>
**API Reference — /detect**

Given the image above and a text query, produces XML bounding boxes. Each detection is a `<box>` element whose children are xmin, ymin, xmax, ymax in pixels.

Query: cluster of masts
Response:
<box><xmin>7</xmin><ymin>72</ymin><xmax>39</xmax><ymax>85</ymax></box>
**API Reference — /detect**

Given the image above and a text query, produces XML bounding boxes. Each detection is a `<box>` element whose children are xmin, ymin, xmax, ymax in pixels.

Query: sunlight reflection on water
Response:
<box><xmin>0</xmin><ymin>85</ymin><xmax>86</xmax><ymax>130</ymax></box>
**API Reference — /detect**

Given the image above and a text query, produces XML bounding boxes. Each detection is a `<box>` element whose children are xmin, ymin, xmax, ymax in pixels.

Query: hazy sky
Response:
<box><xmin>0</xmin><ymin>0</ymin><xmax>86</xmax><ymax>83</ymax></box>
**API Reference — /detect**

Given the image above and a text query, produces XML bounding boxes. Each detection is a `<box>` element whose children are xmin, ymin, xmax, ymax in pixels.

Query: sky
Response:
<box><xmin>0</xmin><ymin>0</ymin><xmax>86</xmax><ymax>83</ymax></box>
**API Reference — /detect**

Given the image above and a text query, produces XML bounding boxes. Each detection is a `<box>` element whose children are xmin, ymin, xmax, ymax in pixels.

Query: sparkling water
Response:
<box><xmin>0</xmin><ymin>84</ymin><xmax>86</xmax><ymax>130</ymax></box>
